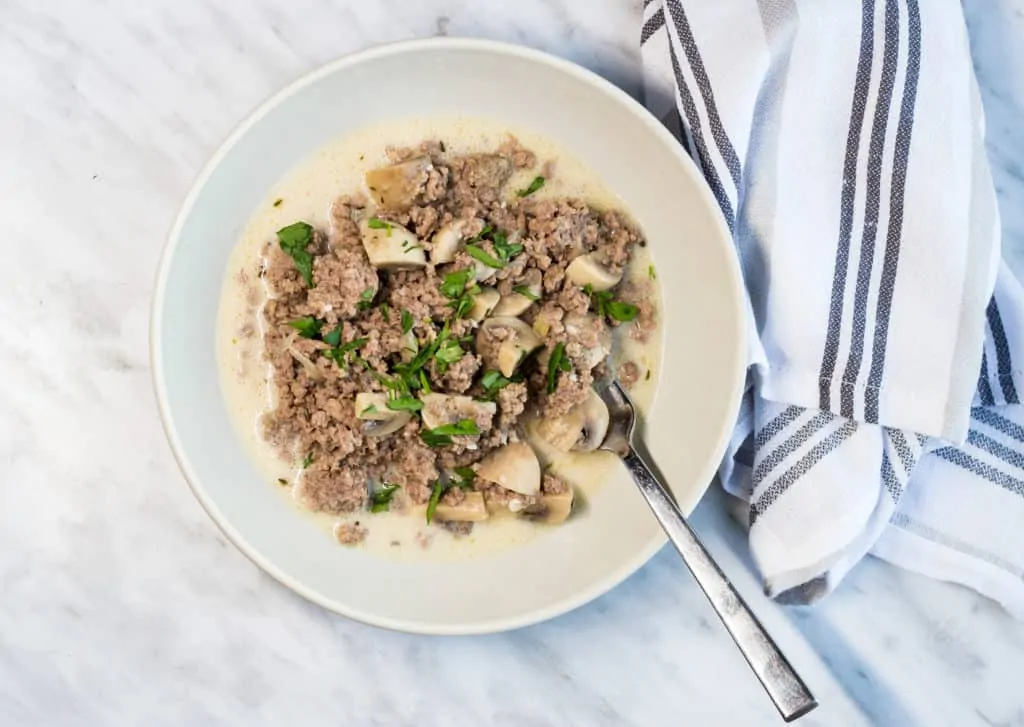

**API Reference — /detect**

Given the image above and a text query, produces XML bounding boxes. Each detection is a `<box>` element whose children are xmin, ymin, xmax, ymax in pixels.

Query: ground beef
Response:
<box><xmin>618</xmin><ymin>361</ymin><xmax>641</xmax><ymax>389</ymax></box>
<box><xmin>618</xmin><ymin>280</ymin><xmax>658</xmax><ymax>343</ymax></box>
<box><xmin>441</xmin><ymin>521</ymin><xmax>474</xmax><ymax>537</ymax></box>
<box><xmin>307</xmin><ymin>247</ymin><xmax>379</xmax><ymax>320</ymax></box>
<box><xmin>255</xmin><ymin>138</ymin><xmax>652</xmax><ymax>543</ymax></box>
<box><xmin>496</xmin><ymin>382</ymin><xmax>529</xmax><ymax>430</ymax></box>
<box><xmin>335</xmin><ymin>522</ymin><xmax>368</xmax><ymax>545</ymax></box>
<box><xmin>498</xmin><ymin>137</ymin><xmax>537</xmax><ymax>170</ymax></box>
<box><xmin>299</xmin><ymin>466</ymin><xmax>368</xmax><ymax>514</ymax></box>
<box><xmin>431</xmin><ymin>353</ymin><xmax>481</xmax><ymax>393</ymax></box>
<box><xmin>542</xmin><ymin>473</ymin><xmax>570</xmax><ymax>495</ymax></box>
<box><xmin>449</xmin><ymin>154</ymin><xmax>513</xmax><ymax>207</ymax></box>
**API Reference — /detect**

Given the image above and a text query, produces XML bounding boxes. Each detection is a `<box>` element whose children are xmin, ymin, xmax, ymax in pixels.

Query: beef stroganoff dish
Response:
<box><xmin>218</xmin><ymin>118</ymin><xmax>662</xmax><ymax>556</ymax></box>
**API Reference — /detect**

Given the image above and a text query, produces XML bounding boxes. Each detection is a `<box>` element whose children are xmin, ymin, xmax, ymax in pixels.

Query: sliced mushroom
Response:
<box><xmin>520</xmin><ymin>489</ymin><xmax>574</xmax><ymax>525</ymax></box>
<box><xmin>365</xmin><ymin>156</ymin><xmax>432</xmax><ymax>210</ymax></box>
<box><xmin>430</xmin><ymin>218</ymin><xmax>483</xmax><ymax>264</ymax></box>
<box><xmin>477</xmin><ymin>441</ymin><xmax>541</xmax><ymax>496</ymax></box>
<box><xmin>420</xmin><ymin>393</ymin><xmax>497</xmax><ymax>431</ymax></box>
<box><xmin>476</xmin><ymin>317</ymin><xmax>542</xmax><ymax>377</ymax></box>
<box><xmin>565</xmin><ymin>253</ymin><xmax>622</xmax><ymax>292</ymax></box>
<box><xmin>492</xmin><ymin>269</ymin><xmax>541</xmax><ymax>317</ymax></box>
<box><xmin>354</xmin><ymin>392</ymin><xmax>412</xmax><ymax>437</ymax></box>
<box><xmin>285</xmin><ymin>343</ymin><xmax>324</xmax><ymax>381</ymax></box>
<box><xmin>564</xmin><ymin>313</ymin><xmax>612</xmax><ymax>370</ymax></box>
<box><xmin>482</xmin><ymin>488</ymin><xmax>532</xmax><ymax>515</ymax></box>
<box><xmin>434</xmin><ymin>492</ymin><xmax>489</xmax><ymax>522</ymax></box>
<box><xmin>534</xmin><ymin>388</ymin><xmax>610</xmax><ymax>452</ymax></box>
<box><xmin>467</xmin><ymin>287</ymin><xmax>500</xmax><ymax>321</ymax></box>
<box><xmin>359</xmin><ymin>218</ymin><xmax>427</xmax><ymax>270</ymax></box>
<box><xmin>399</xmin><ymin>329</ymin><xmax>419</xmax><ymax>362</ymax></box>
<box><xmin>471</xmin><ymin>258</ymin><xmax>498</xmax><ymax>282</ymax></box>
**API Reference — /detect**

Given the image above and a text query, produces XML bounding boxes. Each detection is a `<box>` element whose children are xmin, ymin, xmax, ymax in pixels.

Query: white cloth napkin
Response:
<box><xmin>641</xmin><ymin>0</ymin><xmax>1024</xmax><ymax>618</ymax></box>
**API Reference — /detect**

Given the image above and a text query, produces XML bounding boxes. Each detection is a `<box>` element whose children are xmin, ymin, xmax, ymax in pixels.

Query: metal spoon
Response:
<box><xmin>596</xmin><ymin>380</ymin><xmax>818</xmax><ymax>722</ymax></box>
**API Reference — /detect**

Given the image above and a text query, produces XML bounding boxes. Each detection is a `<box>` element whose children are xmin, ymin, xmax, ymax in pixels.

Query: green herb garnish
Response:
<box><xmin>517</xmin><ymin>176</ymin><xmax>545</xmax><ymax>197</ymax></box>
<box><xmin>367</xmin><ymin>216</ymin><xmax>393</xmax><ymax>236</ymax></box>
<box><xmin>276</xmin><ymin>221</ymin><xmax>316</xmax><ymax>287</ymax></box>
<box><xmin>273</xmin><ymin>198</ymin><xmax>283</xmax><ymax>207</ymax></box>
<box><xmin>452</xmin><ymin>466</ymin><xmax>476</xmax><ymax>489</ymax></box>
<box><xmin>420</xmin><ymin>418</ymin><xmax>480</xmax><ymax>447</ymax></box>
<box><xmin>466</xmin><ymin>244</ymin><xmax>504</xmax><ymax>269</ymax></box>
<box><xmin>492</xmin><ymin>230</ymin><xmax>524</xmax><ymax>264</ymax></box>
<box><xmin>512</xmin><ymin>285</ymin><xmax>539</xmax><ymax>301</ymax></box>
<box><xmin>466</xmin><ymin>224</ymin><xmax>494</xmax><ymax>244</ymax></box>
<box><xmin>288</xmin><ymin>316</ymin><xmax>323</xmax><ymax>338</ymax></box>
<box><xmin>323</xmin><ymin>337</ymin><xmax>368</xmax><ymax>368</ymax></box>
<box><xmin>386</xmin><ymin>396</ymin><xmax>424</xmax><ymax>413</ymax></box>
<box><xmin>478</xmin><ymin>369</ymin><xmax>513</xmax><ymax>400</ymax></box>
<box><xmin>648</xmin><ymin>265</ymin><xmax>656</xmax><ymax>280</ymax></box>
<box><xmin>380</xmin><ymin>302</ymin><xmax>390</xmax><ymax>323</ymax></box>
<box><xmin>360</xmin><ymin>404</ymin><xmax>379</xmax><ymax>416</ymax></box>
<box><xmin>401</xmin><ymin>310</ymin><xmax>414</xmax><ymax>335</ymax></box>
<box><xmin>585</xmin><ymin>285</ymin><xmax>640</xmax><ymax>323</ymax></box>
<box><xmin>356</xmin><ymin>287</ymin><xmax>375</xmax><ymax>312</ymax></box>
<box><xmin>370</xmin><ymin>484</ymin><xmax>400</xmax><ymax>513</ymax></box>
<box><xmin>546</xmin><ymin>342</ymin><xmax>571</xmax><ymax>394</ymax></box>
<box><xmin>277</xmin><ymin>478</ymin><xmax>289</xmax><ymax>486</ymax></box>
<box><xmin>434</xmin><ymin>338</ymin><xmax>465</xmax><ymax>370</ymax></box>
<box><xmin>322</xmin><ymin>325</ymin><xmax>343</xmax><ymax>347</ymax></box>
<box><xmin>301</xmin><ymin>452</ymin><xmax>314</xmax><ymax>469</ymax></box>
<box><xmin>426</xmin><ymin>480</ymin><xmax>445</xmax><ymax>523</ymax></box>
<box><xmin>440</xmin><ymin>268</ymin><xmax>475</xmax><ymax>298</ymax></box>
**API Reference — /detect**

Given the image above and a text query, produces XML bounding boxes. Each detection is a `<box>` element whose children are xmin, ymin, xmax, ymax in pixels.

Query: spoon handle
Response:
<box><xmin>622</xmin><ymin>447</ymin><xmax>817</xmax><ymax>722</ymax></box>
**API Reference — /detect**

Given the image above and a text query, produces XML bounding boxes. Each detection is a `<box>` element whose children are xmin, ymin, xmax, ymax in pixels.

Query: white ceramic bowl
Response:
<box><xmin>152</xmin><ymin>38</ymin><xmax>745</xmax><ymax>634</ymax></box>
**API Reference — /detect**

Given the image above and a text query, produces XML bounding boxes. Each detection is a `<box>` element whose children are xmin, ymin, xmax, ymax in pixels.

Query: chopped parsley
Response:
<box><xmin>356</xmin><ymin>287</ymin><xmax>375</xmax><ymax>312</ymax></box>
<box><xmin>452</xmin><ymin>466</ymin><xmax>476</xmax><ymax>488</ymax></box>
<box><xmin>649</xmin><ymin>265</ymin><xmax>657</xmax><ymax>281</ymax></box>
<box><xmin>288</xmin><ymin>316</ymin><xmax>323</xmax><ymax>338</ymax></box>
<box><xmin>323</xmin><ymin>337</ymin><xmax>368</xmax><ymax>368</ymax></box>
<box><xmin>584</xmin><ymin>284</ymin><xmax>640</xmax><ymax>323</ymax></box>
<box><xmin>273</xmin><ymin>198</ymin><xmax>283</xmax><ymax>207</ymax></box>
<box><xmin>426</xmin><ymin>480</ymin><xmax>445</xmax><ymax>523</ymax></box>
<box><xmin>420</xmin><ymin>418</ymin><xmax>480</xmax><ymax>447</ymax></box>
<box><xmin>440</xmin><ymin>268</ymin><xmax>475</xmax><ymax>298</ymax></box>
<box><xmin>478</xmin><ymin>369</ymin><xmax>515</xmax><ymax>400</ymax></box>
<box><xmin>301</xmin><ymin>452</ymin><xmax>314</xmax><ymax>469</ymax></box>
<box><xmin>466</xmin><ymin>224</ymin><xmax>494</xmax><ymax>243</ymax></box>
<box><xmin>360</xmin><ymin>404</ymin><xmax>379</xmax><ymax>416</ymax></box>
<box><xmin>465</xmin><ymin>244</ymin><xmax>504</xmax><ymax>269</ymax></box>
<box><xmin>400</xmin><ymin>309</ymin><xmax>415</xmax><ymax>334</ymax></box>
<box><xmin>276</xmin><ymin>221</ymin><xmax>316</xmax><ymax>287</ymax></box>
<box><xmin>491</xmin><ymin>229</ymin><xmax>524</xmax><ymax>263</ymax></box>
<box><xmin>512</xmin><ymin>285</ymin><xmax>539</xmax><ymax>301</ymax></box>
<box><xmin>322</xmin><ymin>324</ymin><xmax>343</xmax><ymax>347</ymax></box>
<box><xmin>517</xmin><ymin>176</ymin><xmax>545</xmax><ymax>197</ymax></box>
<box><xmin>367</xmin><ymin>216</ymin><xmax>393</xmax><ymax>237</ymax></box>
<box><xmin>434</xmin><ymin>338</ymin><xmax>465</xmax><ymax>370</ymax></box>
<box><xmin>386</xmin><ymin>396</ymin><xmax>424</xmax><ymax>413</ymax></box>
<box><xmin>370</xmin><ymin>484</ymin><xmax>400</xmax><ymax>513</ymax></box>
<box><xmin>546</xmin><ymin>342</ymin><xmax>572</xmax><ymax>394</ymax></box>
<box><xmin>438</xmin><ymin>268</ymin><xmax>480</xmax><ymax>319</ymax></box>
<box><xmin>380</xmin><ymin>302</ymin><xmax>391</xmax><ymax>323</ymax></box>
<box><xmin>277</xmin><ymin>478</ymin><xmax>289</xmax><ymax>486</ymax></box>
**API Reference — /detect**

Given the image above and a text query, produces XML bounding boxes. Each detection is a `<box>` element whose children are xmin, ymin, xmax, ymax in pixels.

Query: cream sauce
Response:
<box><xmin>217</xmin><ymin>116</ymin><xmax>663</xmax><ymax>561</ymax></box>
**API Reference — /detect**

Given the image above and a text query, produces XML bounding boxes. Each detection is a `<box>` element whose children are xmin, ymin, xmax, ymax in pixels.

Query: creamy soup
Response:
<box><xmin>217</xmin><ymin>117</ymin><xmax>662</xmax><ymax>561</ymax></box>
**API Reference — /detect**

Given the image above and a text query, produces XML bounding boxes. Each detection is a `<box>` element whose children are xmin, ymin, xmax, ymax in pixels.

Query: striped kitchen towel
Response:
<box><xmin>641</xmin><ymin>0</ymin><xmax>1024</xmax><ymax>618</ymax></box>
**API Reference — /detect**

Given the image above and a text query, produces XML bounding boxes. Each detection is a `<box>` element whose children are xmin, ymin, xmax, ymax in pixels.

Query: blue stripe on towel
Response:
<box><xmin>819</xmin><ymin>0</ymin><xmax>878</xmax><ymax>411</ymax></box>
<box><xmin>865</xmin><ymin>0</ymin><xmax>922</xmax><ymax>423</ymax></box>
<box><xmin>751</xmin><ymin>420</ymin><xmax>859</xmax><ymax>524</ymax></box>
<box><xmin>839</xmin><ymin>0</ymin><xmax>901</xmax><ymax>420</ymax></box>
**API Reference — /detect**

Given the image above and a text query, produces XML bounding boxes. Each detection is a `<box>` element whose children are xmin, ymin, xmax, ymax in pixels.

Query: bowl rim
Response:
<box><xmin>150</xmin><ymin>36</ymin><xmax>747</xmax><ymax>635</ymax></box>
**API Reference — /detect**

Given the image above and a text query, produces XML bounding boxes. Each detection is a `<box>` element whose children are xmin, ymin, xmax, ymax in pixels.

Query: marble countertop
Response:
<box><xmin>2</xmin><ymin>1</ymin><xmax>1022</xmax><ymax>724</ymax></box>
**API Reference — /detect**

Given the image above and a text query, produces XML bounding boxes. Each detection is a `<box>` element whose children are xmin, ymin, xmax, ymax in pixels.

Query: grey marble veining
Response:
<box><xmin>1</xmin><ymin>1</ymin><xmax>1022</xmax><ymax>725</ymax></box>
